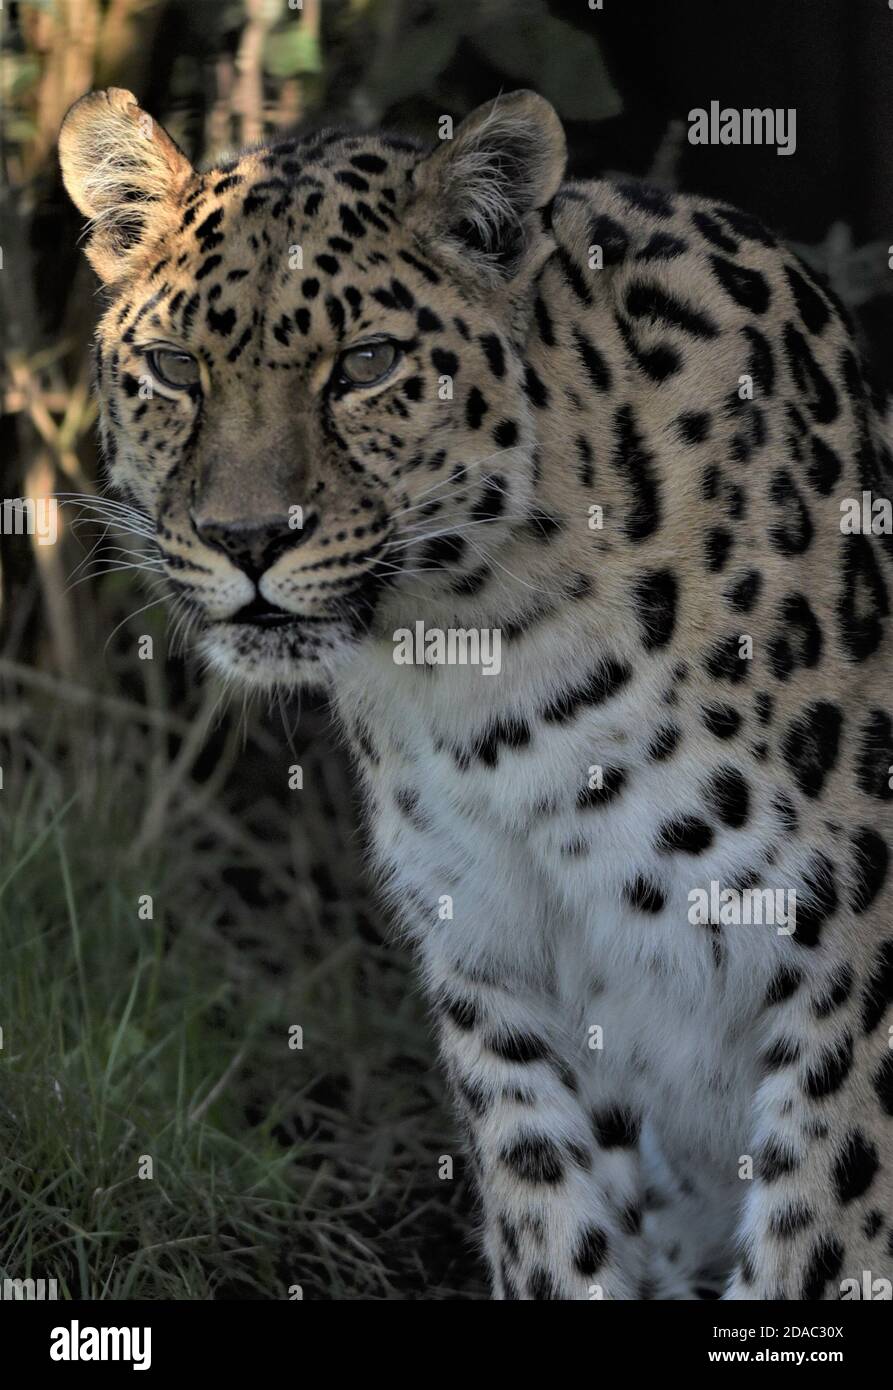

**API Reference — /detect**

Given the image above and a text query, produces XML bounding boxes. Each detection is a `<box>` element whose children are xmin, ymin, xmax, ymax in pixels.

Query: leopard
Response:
<box><xmin>59</xmin><ymin>85</ymin><xmax>893</xmax><ymax>1300</ymax></box>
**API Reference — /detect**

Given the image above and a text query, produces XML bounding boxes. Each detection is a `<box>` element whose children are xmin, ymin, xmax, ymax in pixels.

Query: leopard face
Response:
<box><xmin>60</xmin><ymin>88</ymin><xmax>565</xmax><ymax>688</ymax></box>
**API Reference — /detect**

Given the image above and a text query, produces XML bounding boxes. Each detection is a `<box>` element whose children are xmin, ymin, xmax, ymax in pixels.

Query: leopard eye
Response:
<box><xmin>145</xmin><ymin>347</ymin><xmax>201</xmax><ymax>391</ymax></box>
<box><xmin>337</xmin><ymin>339</ymin><xmax>398</xmax><ymax>387</ymax></box>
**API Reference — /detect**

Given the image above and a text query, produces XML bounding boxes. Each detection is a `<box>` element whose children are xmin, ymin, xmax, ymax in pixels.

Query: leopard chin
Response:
<box><xmin>189</xmin><ymin>565</ymin><xmax>391</xmax><ymax>690</ymax></box>
<box><xmin>198</xmin><ymin>618</ymin><xmax>365</xmax><ymax>691</ymax></box>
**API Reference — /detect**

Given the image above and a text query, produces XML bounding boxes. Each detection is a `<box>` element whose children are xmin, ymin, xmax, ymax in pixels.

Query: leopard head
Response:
<box><xmin>60</xmin><ymin>87</ymin><xmax>566</xmax><ymax>688</ymax></box>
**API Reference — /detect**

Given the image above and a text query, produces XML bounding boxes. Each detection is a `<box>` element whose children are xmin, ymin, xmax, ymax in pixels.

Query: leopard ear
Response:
<box><xmin>409</xmin><ymin>90</ymin><xmax>566</xmax><ymax>285</ymax></box>
<box><xmin>59</xmin><ymin>88</ymin><xmax>193</xmax><ymax>284</ymax></box>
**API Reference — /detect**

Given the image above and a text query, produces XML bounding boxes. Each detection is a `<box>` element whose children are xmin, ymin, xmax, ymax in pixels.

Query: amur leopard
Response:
<box><xmin>60</xmin><ymin>87</ymin><xmax>892</xmax><ymax>1300</ymax></box>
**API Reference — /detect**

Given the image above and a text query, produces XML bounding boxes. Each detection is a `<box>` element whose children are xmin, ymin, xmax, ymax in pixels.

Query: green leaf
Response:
<box><xmin>2</xmin><ymin>117</ymin><xmax>39</xmax><ymax>144</ymax></box>
<box><xmin>472</xmin><ymin>13</ymin><xmax>621</xmax><ymax>123</ymax></box>
<box><xmin>264</xmin><ymin>24</ymin><xmax>322</xmax><ymax>78</ymax></box>
<box><xmin>362</xmin><ymin>10</ymin><xmax>463</xmax><ymax>110</ymax></box>
<box><xmin>2</xmin><ymin>55</ymin><xmax>41</xmax><ymax>103</ymax></box>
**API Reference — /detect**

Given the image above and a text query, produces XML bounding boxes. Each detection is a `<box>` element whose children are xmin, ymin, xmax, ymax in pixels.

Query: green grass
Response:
<box><xmin>0</xmin><ymin>639</ymin><xmax>482</xmax><ymax>1300</ymax></box>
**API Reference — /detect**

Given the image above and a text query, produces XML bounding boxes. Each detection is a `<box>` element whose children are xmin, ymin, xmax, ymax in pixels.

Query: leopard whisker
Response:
<box><xmin>462</xmin><ymin>532</ymin><xmax>567</xmax><ymax>599</ymax></box>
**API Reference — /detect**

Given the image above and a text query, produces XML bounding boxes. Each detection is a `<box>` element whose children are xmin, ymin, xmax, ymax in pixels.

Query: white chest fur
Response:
<box><xmin>335</xmin><ymin>629</ymin><xmax>802</xmax><ymax>1065</ymax></box>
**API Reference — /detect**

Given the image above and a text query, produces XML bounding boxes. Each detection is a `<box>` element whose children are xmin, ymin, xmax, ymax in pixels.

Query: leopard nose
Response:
<box><xmin>195</xmin><ymin>512</ymin><xmax>318</xmax><ymax>580</ymax></box>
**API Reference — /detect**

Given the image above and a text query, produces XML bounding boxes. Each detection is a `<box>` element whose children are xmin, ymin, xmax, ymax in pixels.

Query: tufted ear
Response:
<box><xmin>408</xmin><ymin>90</ymin><xmax>566</xmax><ymax>286</ymax></box>
<box><xmin>59</xmin><ymin>88</ymin><xmax>194</xmax><ymax>284</ymax></box>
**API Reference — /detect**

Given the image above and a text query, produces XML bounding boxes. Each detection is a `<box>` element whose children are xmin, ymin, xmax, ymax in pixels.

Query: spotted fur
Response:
<box><xmin>61</xmin><ymin>88</ymin><xmax>893</xmax><ymax>1299</ymax></box>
